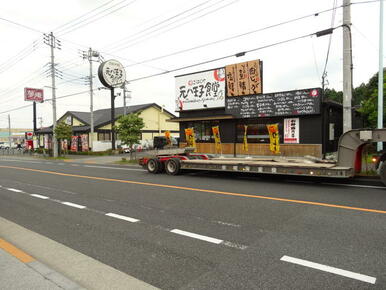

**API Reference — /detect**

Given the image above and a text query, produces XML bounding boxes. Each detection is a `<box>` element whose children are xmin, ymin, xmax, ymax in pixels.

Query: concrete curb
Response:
<box><xmin>0</xmin><ymin>238</ymin><xmax>84</xmax><ymax>290</ymax></box>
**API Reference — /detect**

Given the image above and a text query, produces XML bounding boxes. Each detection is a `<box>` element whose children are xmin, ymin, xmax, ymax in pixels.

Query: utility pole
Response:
<box><xmin>38</xmin><ymin>117</ymin><xmax>43</xmax><ymax>129</ymax></box>
<box><xmin>343</xmin><ymin>0</ymin><xmax>353</xmax><ymax>133</ymax></box>
<box><xmin>8</xmin><ymin>114</ymin><xmax>11</xmax><ymax>149</ymax></box>
<box><xmin>378</xmin><ymin>0</ymin><xmax>384</xmax><ymax>151</ymax></box>
<box><xmin>122</xmin><ymin>82</ymin><xmax>131</xmax><ymax>115</ymax></box>
<box><xmin>44</xmin><ymin>32</ymin><xmax>61</xmax><ymax>157</ymax></box>
<box><xmin>82</xmin><ymin>48</ymin><xmax>101</xmax><ymax>151</ymax></box>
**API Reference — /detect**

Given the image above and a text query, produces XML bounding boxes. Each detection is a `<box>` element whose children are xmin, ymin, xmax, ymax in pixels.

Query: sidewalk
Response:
<box><xmin>0</xmin><ymin>217</ymin><xmax>158</xmax><ymax>290</ymax></box>
<box><xmin>0</xmin><ymin>239</ymin><xmax>83</xmax><ymax>290</ymax></box>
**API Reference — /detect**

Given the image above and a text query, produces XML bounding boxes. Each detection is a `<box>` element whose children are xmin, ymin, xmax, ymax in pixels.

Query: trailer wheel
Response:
<box><xmin>147</xmin><ymin>158</ymin><xmax>161</xmax><ymax>174</ymax></box>
<box><xmin>165</xmin><ymin>158</ymin><xmax>181</xmax><ymax>175</ymax></box>
<box><xmin>379</xmin><ymin>162</ymin><xmax>386</xmax><ymax>187</ymax></box>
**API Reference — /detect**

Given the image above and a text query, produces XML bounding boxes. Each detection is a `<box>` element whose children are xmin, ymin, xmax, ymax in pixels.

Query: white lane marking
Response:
<box><xmin>30</xmin><ymin>194</ymin><xmax>49</xmax><ymax>199</ymax></box>
<box><xmin>0</xmin><ymin>159</ymin><xmax>42</xmax><ymax>164</ymax></box>
<box><xmin>6</xmin><ymin>188</ymin><xmax>24</xmax><ymax>193</ymax></box>
<box><xmin>321</xmin><ymin>183</ymin><xmax>385</xmax><ymax>189</ymax></box>
<box><xmin>83</xmin><ymin>165</ymin><xmax>143</xmax><ymax>171</ymax></box>
<box><xmin>61</xmin><ymin>202</ymin><xmax>86</xmax><ymax>209</ymax></box>
<box><xmin>105</xmin><ymin>213</ymin><xmax>139</xmax><ymax>223</ymax></box>
<box><xmin>170</xmin><ymin>229</ymin><xmax>223</xmax><ymax>244</ymax></box>
<box><xmin>71</xmin><ymin>164</ymin><xmax>80</xmax><ymax>167</ymax></box>
<box><xmin>280</xmin><ymin>255</ymin><xmax>376</xmax><ymax>284</ymax></box>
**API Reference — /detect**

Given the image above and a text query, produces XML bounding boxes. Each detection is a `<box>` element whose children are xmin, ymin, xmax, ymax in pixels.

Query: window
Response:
<box><xmin>97</xmin><ymin>132</ymin><xmax>111</xmax><ymax>141</ymax></box>
<box><xmin>186</xmin><ymin>121</ymin><xmax>219</xmax><ymax>142</ymax></box>
<box><xmin>237</xmin><ymin>120</ymin><xmax>283</xmax><ymax>143</ymax></box>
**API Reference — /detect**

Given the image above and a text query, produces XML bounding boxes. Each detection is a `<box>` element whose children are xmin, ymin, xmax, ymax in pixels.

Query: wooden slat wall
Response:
<box><xmin>180</xmin><ymin>143</ymin><xmax>322</xmax><ymax>157</ymax></box>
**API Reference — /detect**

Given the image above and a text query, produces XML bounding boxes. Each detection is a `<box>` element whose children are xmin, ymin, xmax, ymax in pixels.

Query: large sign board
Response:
<box><xmin>24</xmin><ymin>88</ymin><xmax>44</xmax><ymax>103</ymax></box>
<box><xmin>225</xmin><ymin>60</ymin><xmax>262</xmax><ymax>97</ymax></box>
<box><xmin>98</xmin><ymin>59</ymin><xmax>126</xmax><ymax>89</ymax></box>
<box><xmin>226</xmin><ymin>88</ymin><xmax>321</xmax><ymax>118</ymax></box>
<box><xmin>175</xmin><ymin>68</ymin><xmax>225</xmax><ymax>111</ymax></box>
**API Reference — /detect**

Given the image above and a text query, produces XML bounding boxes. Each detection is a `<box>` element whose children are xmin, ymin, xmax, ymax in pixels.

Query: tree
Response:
<box><xmin>324</xmin><ymin>88</ymin><xmax>343</xmax><ymax>103</ymax></box>
<box><xmin>357</xmin><ymin>69</ymin><xmax>386</xmax><ymax>128</ymax></box>
<box><xmin>54</xmin><ymin>122</ymin><xmax>72</xmax><ymax>155</ymax></box>
<box><xmin>115</xmin><ymin>113</ymin><xmax>145</xmax><ymax>157</ymax></box>
<box><xmin>324</xmin><ymin>68</ymin><xmax>386</xmax><ymax>127</ymax></box>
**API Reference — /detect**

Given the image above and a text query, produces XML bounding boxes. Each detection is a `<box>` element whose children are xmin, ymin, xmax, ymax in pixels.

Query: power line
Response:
<box><xmin>321</xmin><ymin>0</ymin><xmax>338</xmax><ymax>87</ymax></box>
<box><xmin>110</xmin><ymin>0</ymin><xmax>238</xmax><ymax>53</ymax></box>
<box><xmin>52</xmin><ymin>0</ymin><xmax>116</xmax><ymax>32</ymax></box>
<box><xmin>57</xmin><ymin>0</ymin><xmax>138</xmax><ymax>36</ymax></box>
<box><xmin>127</xmin><ymin>29</ymin><xmax>324</xmax><ymax>82</ymax></box>
<box><xmin>121</xmin><ymin>0</ymin><xmax>369</xmax><ymax>70</ymax></box>
<box><xmin>104</xmin><ymin>0</ymin><xmax>218</xmax><ymax>51</ymax></box>
<box><xmin>0</xmin><ymin>16</ymin><xmax>43</xmax><ymax>33</ymax></box>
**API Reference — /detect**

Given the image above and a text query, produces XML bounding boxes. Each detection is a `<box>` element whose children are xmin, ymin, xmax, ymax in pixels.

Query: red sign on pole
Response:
<box><xmin>24</xmin><ymin>88</ymin><xmax>44</xmax><ymax>103</ymax></box>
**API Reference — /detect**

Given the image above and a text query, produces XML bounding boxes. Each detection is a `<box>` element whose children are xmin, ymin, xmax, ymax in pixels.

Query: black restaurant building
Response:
<box><xmin>170</xmin><ymin>87</ymin><xmax>362</xmax><ymax>158</ymax></box>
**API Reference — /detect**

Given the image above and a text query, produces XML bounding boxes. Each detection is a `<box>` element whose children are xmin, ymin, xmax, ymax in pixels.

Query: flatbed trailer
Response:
<box><xmin>140</xmin><ymin>129</ymin><xmax>386</xmax><ymax>186</ymax></box>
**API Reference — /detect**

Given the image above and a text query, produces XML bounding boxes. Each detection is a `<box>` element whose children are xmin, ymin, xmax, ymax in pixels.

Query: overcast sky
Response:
<box><xmin>0</xmin><ymin>0</ymin><xmax>384</xmax><ymax>128</ymax></box>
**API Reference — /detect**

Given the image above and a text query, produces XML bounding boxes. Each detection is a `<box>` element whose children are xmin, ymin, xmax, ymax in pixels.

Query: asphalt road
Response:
<box><xmin>0</xmin><ymin>157</ymin><xmax>385</xmax><ymax>289</ymax></box>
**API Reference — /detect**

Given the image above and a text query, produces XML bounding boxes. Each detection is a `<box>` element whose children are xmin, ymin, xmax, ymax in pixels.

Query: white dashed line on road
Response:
<box><xmin>171</xmin><ymin>229</ymin><xmax>223</xmax><ymax>244</ymax></box>
<box><xmin>6</xmin><ymin>188</ymin><xmax>24</xmax><ymax>193</ymax></box>
<box><xmin>321</xmin><ymin>183</ymin><xmax>385</xmax><ymax>189</ymax></box>
<box><xmin>61</xmin><ymin>202</ymin><xmax>86</xmax><ymax>209</ymax></box>
<box><xmin>280</xmin><ymin>255</ymin><xmax>376</xmax><ymax>284</ymax></box>
<box><xmin>105</xmin><ymin>213</ymin><xmax>140</xmax><ymax>223</ymax></box>
<box><xmin>83</xmin><ymin>165</ymin><xmax>143</xmax><ymax>171</ymax></box>
<box><xmin>30</xmin><ymin>194</ymin><xmax>50</xmax><ymax>199</ymax></box>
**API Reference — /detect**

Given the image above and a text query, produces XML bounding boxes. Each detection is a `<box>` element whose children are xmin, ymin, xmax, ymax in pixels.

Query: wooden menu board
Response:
<box><xmin>248</xmin><ymin>60</ymin><xmax>262</xmax><ymax>94</ymax></box>
<box><xmin>225</xmin><ymin>60</ymin><xmax>262</xmax><ymax>96</ymax></box>
<box><xmin>225</xmin><ymin>64</ymin><xmax>239</xmax><ymax>96</ymax></box>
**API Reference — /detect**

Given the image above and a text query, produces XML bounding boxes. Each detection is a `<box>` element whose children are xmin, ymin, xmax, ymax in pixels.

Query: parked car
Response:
<box><xmin>0</xmin><ymin>142</ymin><xmax>9</xmax><ymax>149</ymax></box>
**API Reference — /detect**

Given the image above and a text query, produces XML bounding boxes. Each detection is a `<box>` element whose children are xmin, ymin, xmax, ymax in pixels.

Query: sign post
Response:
<box><xmin>24</xmin><ymin>88</ymin><xmax>44</xmax><ymax>134</ymax></box>
<box><xmin>98</xmin><ymin>60</ymin><xmax>126</xmax><ymax>151</ymax></box>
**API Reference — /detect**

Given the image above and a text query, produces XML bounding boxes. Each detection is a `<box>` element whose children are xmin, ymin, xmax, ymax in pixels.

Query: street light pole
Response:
<box><xmin>343</xmin><ymin>0</ymin><xmax>353</xmax><ymax>133</ymax></box>
<box><xmin>377</xmin><ymin>0</ymin><xmax>384</xmax><ymax>151</ymax></box>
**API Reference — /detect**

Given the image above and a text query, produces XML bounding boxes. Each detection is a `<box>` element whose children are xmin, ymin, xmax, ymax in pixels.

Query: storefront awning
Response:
<box><xmin>168</xmin><ymin>115</ymin><xmax>235</xmax><ymax>122</ymax></box>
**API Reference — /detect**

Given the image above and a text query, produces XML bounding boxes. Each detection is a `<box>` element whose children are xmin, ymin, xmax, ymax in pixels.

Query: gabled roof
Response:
<box><xmin>52</xmin><ymin>103</ymin><xmax>177</xmax><ymax>131</ymax></box>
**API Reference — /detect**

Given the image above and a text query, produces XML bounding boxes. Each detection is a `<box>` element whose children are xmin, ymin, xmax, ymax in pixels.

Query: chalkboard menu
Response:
<box><xmin>226</xmin><ymin>88</ymin><xmax>321</xmax><ymax>118</ymax></box>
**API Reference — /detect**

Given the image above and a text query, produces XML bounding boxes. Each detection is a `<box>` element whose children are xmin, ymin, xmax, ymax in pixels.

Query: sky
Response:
<box><xmin>0</xmin><ymin>0</ymin><xmax>384</xmax><ymax>129</ymax></box>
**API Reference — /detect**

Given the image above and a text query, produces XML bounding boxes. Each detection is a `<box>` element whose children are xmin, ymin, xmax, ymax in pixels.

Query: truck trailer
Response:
<box><xmin>140</xmin><ymin>129</ymin><xmax>386</xmax><ymax>186</ymax></box>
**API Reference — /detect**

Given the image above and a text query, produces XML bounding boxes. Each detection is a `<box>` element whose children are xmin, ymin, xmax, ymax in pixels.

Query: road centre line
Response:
<box><xmin>6</xmin><ymin>188</ymin><xmax>24</xmax><ymax>193</ymax></box>
<box><xmin>30</xmin><ymin>194</ymin><xmax>49</xmax><ymax>199</ymax></box>
<box><xmin>61</xmin><ymin>202</ymin><xmax>86</xmax><ymax>209</ymax></box>
<box><xmin>1</xmin><ymin>165</ymin><xmax>386</xmax><ymax>215</ymax></box>
<box><xmin>171</xmin><ymin>229</ymin><xmax>223</xmax><ymax>244</ymax></box>
<box><xmin>280</xmin><ymin>255</ymin><xmax>376</xmax><ymax>284</ymax></box>
<box><xmin>105</xmin><ymin>213</ymin><xmax>140</xmax><ymax>223</ymax></box>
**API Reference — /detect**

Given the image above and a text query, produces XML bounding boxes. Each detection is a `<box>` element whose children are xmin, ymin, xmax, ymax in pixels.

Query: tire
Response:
<box><xmin>146</xmin><ymin>158</ymin><xmax>161</xmax><ymax>174</ymax></box>
<box><xmin>379</xmin><ymin>161</ymin><xmax>386</xmax><ymax>187</ymax></box>
<box><xmin>165</xmin><ymin>158</ymin><xmax>181</xmax><ymax>175</ymax></box>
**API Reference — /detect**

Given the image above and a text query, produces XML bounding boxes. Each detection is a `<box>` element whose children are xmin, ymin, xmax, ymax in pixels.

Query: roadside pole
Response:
<box><xmin>378</xmin><ymin>0</ymin><xmax>384</xmax><ymax>151</ymax></box>
<box><xmin>8</xmin><ymin>114</ymin><xmax>11</xmax><ymax>149</ymax></box>
<box><xmin>111</xmin><ymin>88</ymin><xmax>116</xmax><ymax>151</ymax></box>
<box><xmin>44</xmin><ymin>32</ymin><xmax>60</xmax><ymax>157</ymax></box>
<box><xmin>342</xmin><ymin>0</ymin><xmax>353</xmax><ymax>133</ymax></box>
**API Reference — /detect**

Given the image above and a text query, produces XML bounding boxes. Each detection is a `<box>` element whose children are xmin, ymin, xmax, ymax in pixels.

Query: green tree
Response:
<box><xmin>115</xmin><ymin>113</ymin><xmax>145</xmax><ymax>157</ymax></box>
<box><xmin>54</xmin><ymin>122</ymin><xmax>72</xmax><ymax>155</ymax></box>
<box><xmin>324</xmin><ymin>88</ymin><xmax>343</xmax><ymax>103</ymax></box>
<box><xmin>357</xmin><ymin>69</ymin><xmax>386</xmax><ymax>128</ymax></box>
<box><xmin>324</xmin><ymin>68</ymin><xmax>386</xmax><ymax>127</ymax></box>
